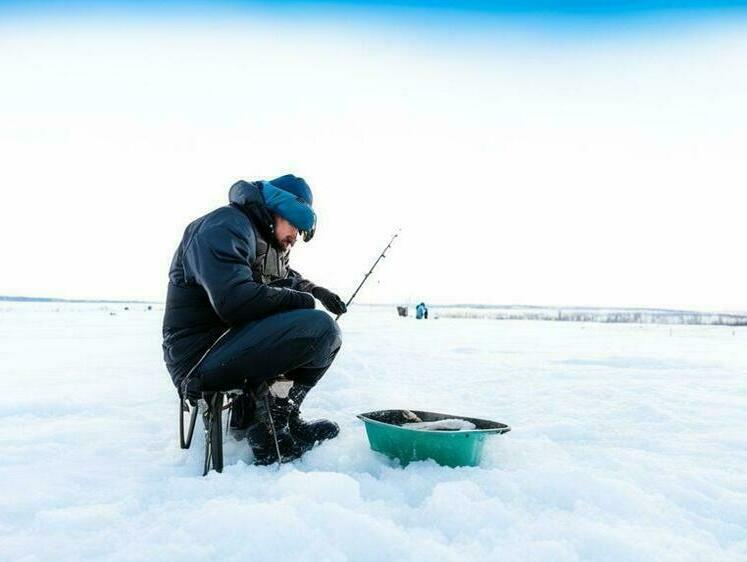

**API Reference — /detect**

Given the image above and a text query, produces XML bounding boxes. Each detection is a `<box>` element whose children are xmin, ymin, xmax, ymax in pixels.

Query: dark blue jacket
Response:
<box><xmin>162</xmin><ymin>181</ymin><xmax>315</xmax><ymax>389</ymax></box>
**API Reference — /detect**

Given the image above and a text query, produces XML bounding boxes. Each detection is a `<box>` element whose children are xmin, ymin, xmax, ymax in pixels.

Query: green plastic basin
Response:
<box><xmin>357</xmin><ymin>409</ymin><xmax>511</xmax><ymax>467</ymax></box>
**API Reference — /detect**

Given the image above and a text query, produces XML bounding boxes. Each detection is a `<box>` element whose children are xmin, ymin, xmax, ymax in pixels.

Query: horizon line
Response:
<box><xmin>2</xmin><ymin>295</ymin><xmax>745</xmax><ymax>315</ymax></box>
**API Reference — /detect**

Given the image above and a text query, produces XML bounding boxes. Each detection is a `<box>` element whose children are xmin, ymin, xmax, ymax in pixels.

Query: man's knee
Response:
<box><xmin>288</xmin><ymin>310</ymin><xmax>341</xmax><ymax>379</ymax></box>
<box><xmin>302</xmin><ymin>309</ymin><xmax>341</xmax><ymax>351</ymax></box>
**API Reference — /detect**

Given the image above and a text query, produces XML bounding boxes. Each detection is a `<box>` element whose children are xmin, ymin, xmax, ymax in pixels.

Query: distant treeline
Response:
<box><xmin>434</xmin><ymin>307</ymin><xmax>747</xmax><ymax>327</ymax></box>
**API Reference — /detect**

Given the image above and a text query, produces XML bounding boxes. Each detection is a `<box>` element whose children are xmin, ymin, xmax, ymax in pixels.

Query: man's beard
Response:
<box><xmin>278</xmin><ymin>237</ymin><xmax>295</xmax><ymax>251</ymax></box>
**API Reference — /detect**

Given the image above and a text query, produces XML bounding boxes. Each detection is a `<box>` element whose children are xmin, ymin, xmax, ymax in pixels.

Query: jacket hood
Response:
<box><xmin>228</xmin><ymin>180</ymin><xmax>277</xmax><ymax>247</ymax></box>
<box><xmin>228</xmin><ymin>180</ymin><xmax>264</xmax><ymax>208</ymax></box>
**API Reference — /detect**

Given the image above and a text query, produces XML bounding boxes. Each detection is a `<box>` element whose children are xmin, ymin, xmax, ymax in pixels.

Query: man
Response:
<box><xmin>162</xmin><ymin>175</ymin><xmax>346</xmax><ymax>465</ymax></box>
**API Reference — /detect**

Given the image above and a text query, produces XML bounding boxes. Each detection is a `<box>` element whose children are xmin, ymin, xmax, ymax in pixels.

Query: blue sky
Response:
<box><xmin>3</xmin><ymin>0</ymin><xmax>747</xmax><ymax>46</ymax></box>
<box><xmin>2</xmin><ymin>0</ymin><xmax>746</xmax><ymax>11</ymax></box>
<box><xmin>3</xmin><ymin>0</ymin><xmax>747</xmax><ymax>20</ymax></box>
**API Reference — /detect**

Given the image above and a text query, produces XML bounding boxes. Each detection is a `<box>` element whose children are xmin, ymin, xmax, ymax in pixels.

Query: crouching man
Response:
<box><xmin>162</xmin><ymin>175</ymin><xmax>346</xmax><ymax>464</ymax></box>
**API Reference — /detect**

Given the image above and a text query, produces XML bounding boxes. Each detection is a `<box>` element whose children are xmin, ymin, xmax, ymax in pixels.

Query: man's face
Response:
<box><xmin>273</xmin><ymin>214</ymin><xmax>299</xmax><ymax>251</ymax></box>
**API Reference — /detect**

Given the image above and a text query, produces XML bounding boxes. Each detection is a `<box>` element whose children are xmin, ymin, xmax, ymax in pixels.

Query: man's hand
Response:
<box><xmin>312</xmin><ymin>286</ymin><xmax>347</xmax><ymax>315</ymax></box>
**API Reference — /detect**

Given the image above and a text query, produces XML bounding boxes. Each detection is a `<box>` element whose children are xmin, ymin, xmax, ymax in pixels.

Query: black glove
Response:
<box><xmin>312</xmin><ymin>286</ymin><xmax>347</xmax><ymax>315</ymax></box>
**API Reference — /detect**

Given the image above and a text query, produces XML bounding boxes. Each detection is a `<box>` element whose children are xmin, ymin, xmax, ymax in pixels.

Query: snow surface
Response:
<box><xmin>1</xmin><ymin>303</ymin><xmax>746</xmax><ymax>562</ymax></box>
<box><xmin>403</xmin><ymin>419</ymin><xmax>477</xmax><ymax>431</ymax></box>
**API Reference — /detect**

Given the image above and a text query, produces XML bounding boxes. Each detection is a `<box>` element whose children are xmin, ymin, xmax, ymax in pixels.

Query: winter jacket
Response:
<box><xmin>162</xmin><ymin>180</ymin><xmax>316</xmax><ymax>390</ymax></box>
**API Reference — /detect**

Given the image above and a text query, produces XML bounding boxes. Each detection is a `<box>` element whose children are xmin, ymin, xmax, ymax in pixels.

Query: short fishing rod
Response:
<box><xmin>336</xmin><ymin>229</ymin><xmax>400</xmax><ymax>321</ymax></box>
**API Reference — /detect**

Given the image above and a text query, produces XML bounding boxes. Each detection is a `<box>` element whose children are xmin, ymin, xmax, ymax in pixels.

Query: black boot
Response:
<box><xmin>285</xmin><ymin>384</ymin><xmax>340</xmax><ymax>446</ymax></box>
<box><xmin>245</xmin><ymin>383</ymin><xmax>305</xmax><ymax>465</ymax></box>
<box><xmin>228</xmin><ymin>393</ymin><xmax>254</xmax><ymax>441</ymax></box>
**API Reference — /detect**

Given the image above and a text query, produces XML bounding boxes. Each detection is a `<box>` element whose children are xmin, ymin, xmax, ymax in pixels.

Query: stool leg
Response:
<box><xmin>180</xmin><ymin>399</ymin><xmax>198</xmax><ymax>449</ymax></box>
<box><xmin>202</xmin><ymin>393</ymin><xmax>225</xmax><ymax>476</ymax></box>
<box><xmin>211</xmin><ymin>393</ymin><xmax>224</xmax><ymax>473</ymax></box>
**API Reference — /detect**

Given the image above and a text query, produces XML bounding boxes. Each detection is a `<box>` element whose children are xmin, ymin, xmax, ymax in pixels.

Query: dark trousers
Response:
<box><xmin>197</xmin><ymin>309</ymin><xmax>342</xmax><ymax>392</ymax></box>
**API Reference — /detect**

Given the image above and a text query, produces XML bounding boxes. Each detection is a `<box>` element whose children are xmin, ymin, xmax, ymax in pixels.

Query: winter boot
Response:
<box><xmin>285</xmin><ymin>384</ymin><xmax>340</xmax><ymax>447</ymax></box>
<box><xmin>228</xmin><ymin>393</ymin><xmax>255</xmax><ymax>441</ymax></box>
<box><xmin>245</xmin><ymin>382</ymin><xmax>305</xmax><ymax>465</ymax></box>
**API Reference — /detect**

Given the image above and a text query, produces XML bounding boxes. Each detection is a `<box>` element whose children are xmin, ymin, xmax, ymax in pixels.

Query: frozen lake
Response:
<box><xmin>1</xmin><ymin>303</ymin><xmax>746</xmax><ymax>561</ymax></box>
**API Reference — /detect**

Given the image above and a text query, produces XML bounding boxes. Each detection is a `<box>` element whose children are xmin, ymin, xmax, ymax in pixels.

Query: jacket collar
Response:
<box><xmin>228</xmin><ymin>180</ymin><xmax>279</xmax><ymax>249</ymax></box>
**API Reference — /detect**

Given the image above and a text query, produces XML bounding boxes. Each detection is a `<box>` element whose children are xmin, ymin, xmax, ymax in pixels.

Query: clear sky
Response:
<box><xmin>1</xmin><ymin>2</ymin><xmax>745</xmax><ymax>310</ymax></box>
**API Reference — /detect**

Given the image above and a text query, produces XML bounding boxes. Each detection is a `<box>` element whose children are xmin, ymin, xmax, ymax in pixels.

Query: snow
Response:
<box><xmin>432</xmin><ymin>305</ymin><xmax>747</xmax><ymax>326</ymax></box>
<box><xmin>1</xmin><ymin>303</ymin><xmax>746</xmax><ymax>562</ymax></box>
<box><xmin>403</xmin><ymin>419</ymin><xmax>477</xmax><ymax>431</ymax></box>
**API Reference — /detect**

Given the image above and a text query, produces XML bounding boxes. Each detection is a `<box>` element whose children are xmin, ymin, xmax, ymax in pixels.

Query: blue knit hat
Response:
<box><xmin>261</xmin><ymin>174</ymin><xmax>316</xmax><ymax>241</ymax></box>
<box><xmin>269</xmin><ymin>174</ymin><xmax>313</xmax><ymax>206</ymax></box>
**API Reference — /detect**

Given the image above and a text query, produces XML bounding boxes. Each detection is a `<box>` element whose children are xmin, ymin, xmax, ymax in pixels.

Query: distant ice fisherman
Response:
<box><xmin>416</xmin><ymin>302</ymin><xmax>429</xmax><ymax>320</ymax></box>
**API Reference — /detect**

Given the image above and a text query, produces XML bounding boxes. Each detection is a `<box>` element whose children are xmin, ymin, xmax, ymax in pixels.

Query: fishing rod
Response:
<box><xmin>336</xmin><ymin>229</ymin><xmax>400</xmax><ymax>321</ymax></box>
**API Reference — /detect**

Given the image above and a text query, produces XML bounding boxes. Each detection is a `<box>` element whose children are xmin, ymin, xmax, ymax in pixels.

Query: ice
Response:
<box><xmin>403</xmin><ymin>419</ymin><xmax>477</xmax><ymax>431</ymax></box>
<box><xmin>1</xmin><ymin>303</ymin><xmax>746</xmax><ymax>561</ymax></box>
